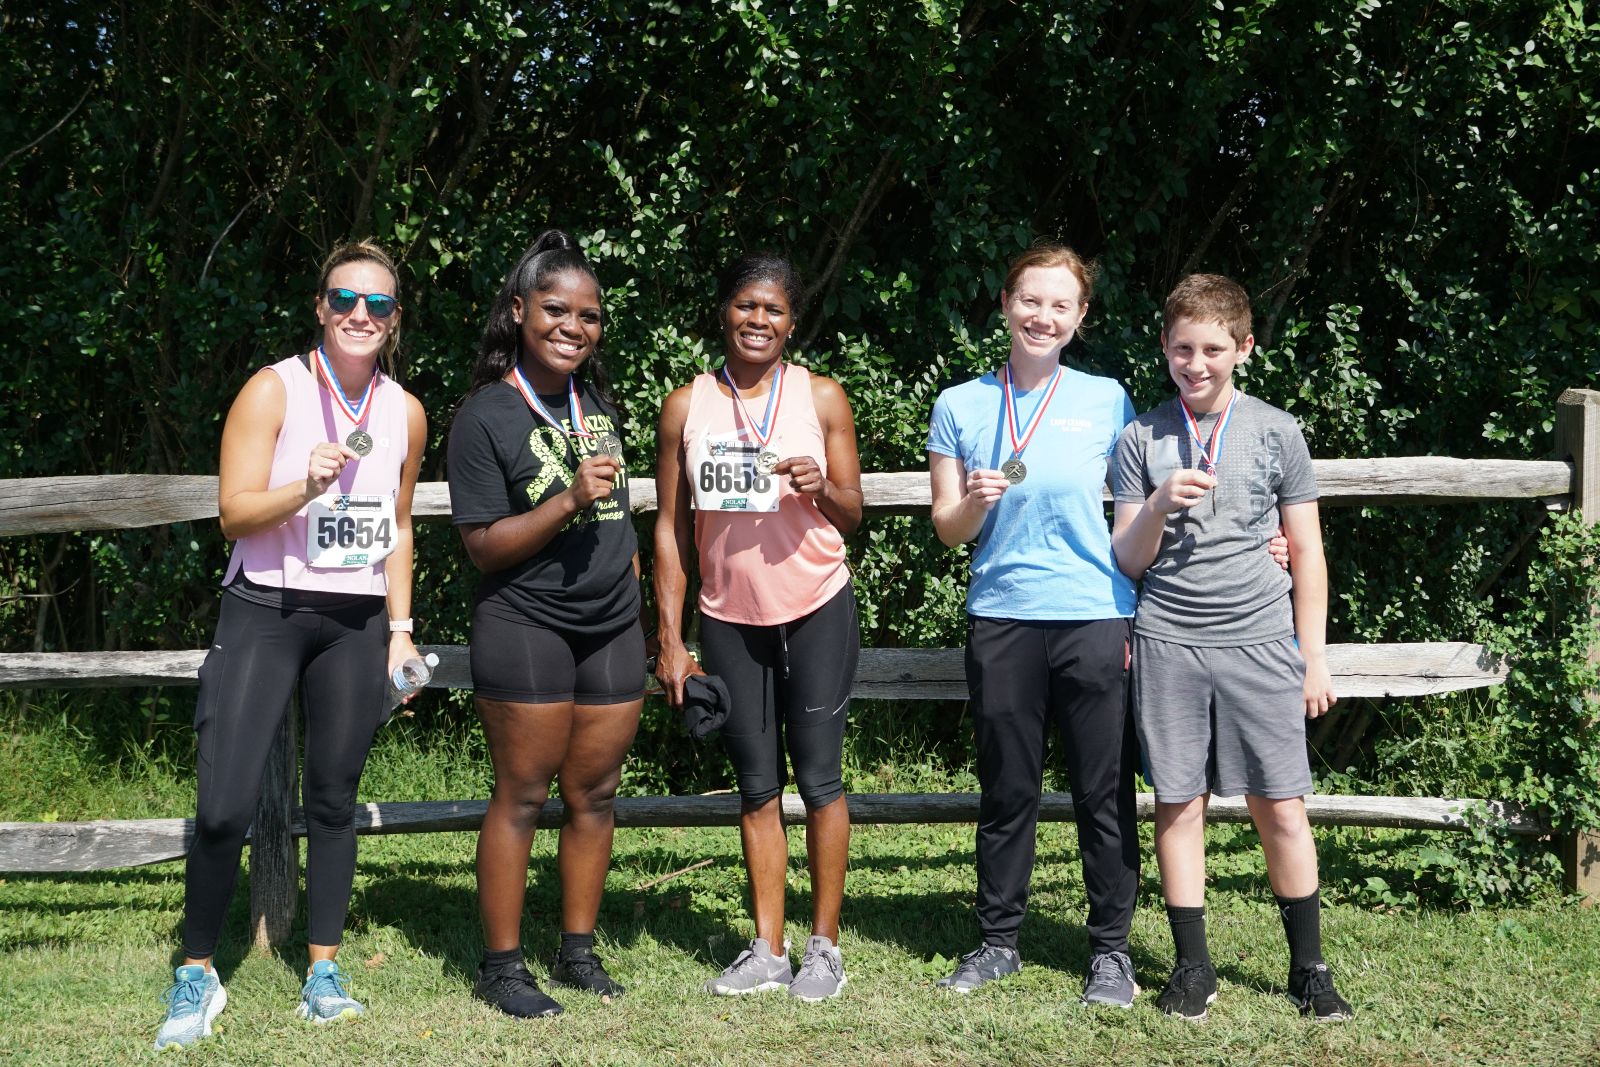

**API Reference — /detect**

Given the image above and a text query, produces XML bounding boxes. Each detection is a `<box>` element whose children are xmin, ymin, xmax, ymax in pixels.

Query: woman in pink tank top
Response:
<box><xmin>153</xmin><ymin>242</ymin><xmax>427</xmax><ymax>1050</ymax></box>
<box><xmin>655</xmin><ymin>253</ymin><xmax>863</xmax><ymax>1002</ymax></box>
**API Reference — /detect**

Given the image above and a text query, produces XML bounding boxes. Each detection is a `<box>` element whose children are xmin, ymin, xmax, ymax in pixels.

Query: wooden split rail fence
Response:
<box><xmin>1</xmin><ymin>388</ymin><xmax>1597</xmax><ymax>948</ymax></box>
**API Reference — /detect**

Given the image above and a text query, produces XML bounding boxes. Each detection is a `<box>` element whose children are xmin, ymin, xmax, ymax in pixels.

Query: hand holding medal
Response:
<box><xmin>964</xmin><ymin>466</ymin><xmax>1012</xmax><ymax>512</ymax></box>
<box><xmin>304</xmin><ymin>440</ymin><xmax>361</xmax><ymax>498</ymax></box>
<box><xmin>774</xmin><ymin>455</ymin><xmax>825</xmax><ymax>496</ymax></box>
<box><xmin>1152</xmin><ymin>468</ymin><xmax>1217</xmax><ymax>514</ymax></box>
<box><xmin>571</xmin><ymin>453</ymin><xmax>622</xmax><ymax>508</ymax></box>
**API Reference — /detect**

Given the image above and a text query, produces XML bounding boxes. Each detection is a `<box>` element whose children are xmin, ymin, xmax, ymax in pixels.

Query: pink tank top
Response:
<box><xmin>683</xmin><ymin>364</ymin><xmax>850</xmax><ymax>626</ymax></box>
<box><xmin>222</xmin><ymin>355</ymin><xmax>409</xmax><ymax>597</ymax></box>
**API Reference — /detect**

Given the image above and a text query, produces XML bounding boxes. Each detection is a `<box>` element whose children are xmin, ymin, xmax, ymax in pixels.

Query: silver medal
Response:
<box><xmin>756</xmin><ymin>450</ymin><xmax>780</xmax><ymax>475</ymax></box>
<box><xmin>345</xmin><ymin>429</ymin><xmax>374</xmax><ymax>457</ymax></box>
<box><xmin>596</xmin><ymin>432</ymin><xmax>624</xmax><ymax>461</ymax></box>
<box><xmin>1001</xmin><ymin>458</ymin><xmax>1027</xmax><ymax>485</ymax></box>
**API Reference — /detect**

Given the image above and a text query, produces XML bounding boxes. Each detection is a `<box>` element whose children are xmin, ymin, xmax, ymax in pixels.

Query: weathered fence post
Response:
<box><xmin>1555</xmin><ymin>388</ymin><xmax>1600</xmax><ymax>903</ymax></box>
<box><xmin>250</xmin><ymin>692</ymin><xmax>299</xmax><ymax>952</ymax></box>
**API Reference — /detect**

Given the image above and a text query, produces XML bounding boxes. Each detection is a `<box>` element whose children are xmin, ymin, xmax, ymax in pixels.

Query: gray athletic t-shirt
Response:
<box><xmin>1111</xmin><ymin>393</ymin><xmax>1318</xmax><ymax>646</ymax></box>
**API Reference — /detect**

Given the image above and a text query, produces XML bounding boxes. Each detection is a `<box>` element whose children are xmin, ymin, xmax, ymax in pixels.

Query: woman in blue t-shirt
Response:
<box><xmin>926</xmin><ymin>243</ymin><xmax>1143</xmax><ymax>1007</ymax></box>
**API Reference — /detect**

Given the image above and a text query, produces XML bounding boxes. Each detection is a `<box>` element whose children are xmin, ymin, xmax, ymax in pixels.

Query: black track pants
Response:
<box><xmin>181</xmin><ymin>591</ymin><xmax>387</xmax><ymax>958</ymax></box>
<box><xmin>966</xmin><ymin>615</ymin><xmax>1140</xmax><ymax>957</ymax></box>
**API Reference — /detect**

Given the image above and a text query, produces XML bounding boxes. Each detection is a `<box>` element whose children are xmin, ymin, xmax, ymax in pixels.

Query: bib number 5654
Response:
<box><xmin>315</xmin><ymin>514</ymin><xmax>392</xmax><ymax>550</ymax></box>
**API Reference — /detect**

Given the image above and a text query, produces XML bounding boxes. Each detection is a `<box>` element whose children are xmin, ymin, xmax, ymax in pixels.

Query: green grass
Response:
<box><xmin>3</xmin><ymin>705</ymin><xmax>1600</xmax><ymax>1064</ymax></box>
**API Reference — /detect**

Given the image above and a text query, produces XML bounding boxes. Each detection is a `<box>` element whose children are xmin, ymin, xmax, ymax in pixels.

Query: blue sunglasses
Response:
<box><xmin>324</xmin><ymin>287</ymin><xmax>399</xmax><ymax>319</ymax></box>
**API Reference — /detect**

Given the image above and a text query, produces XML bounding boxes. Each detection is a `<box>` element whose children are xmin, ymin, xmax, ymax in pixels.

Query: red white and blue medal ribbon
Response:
<box><xmin>722</xmin><ymin>363</ymin><xmax>785</xmax><ymax>474</ymax></box>
<box><xmin>510</xmin><ymin>365</ymin><xmax>596</xmax><ymax>444</ymax></box>
<box><xmin>1178</xmin><ymin>388</ymin><xmax>1239</xmax><ymax>476</ymax></box>
<box><xmin>314</xmin><ymin>346</ymin><xmax>378</xmax><ymax>455</ymax></box>
<box><xmin>1000</xmin><ymin>362</ymin><xmax>1063</xmax><ymax>483</ymax></box>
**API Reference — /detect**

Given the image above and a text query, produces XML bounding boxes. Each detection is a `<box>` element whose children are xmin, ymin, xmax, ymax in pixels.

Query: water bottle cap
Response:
<box><xmin>424</xmin><ymin>653</ymin><xmax>440</xmax><ymax>667</ymax></box>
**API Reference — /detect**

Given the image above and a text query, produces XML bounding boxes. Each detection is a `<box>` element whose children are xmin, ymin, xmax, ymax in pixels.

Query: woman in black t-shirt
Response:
<box><xmin>446</xmin><ymin>230</ymin><xmax>644</xmax><ymax>1018</ymax></box>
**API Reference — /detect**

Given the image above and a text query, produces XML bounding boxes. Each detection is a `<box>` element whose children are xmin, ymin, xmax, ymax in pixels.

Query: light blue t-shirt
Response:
<box><xmin>927</xmin><ymin>366</ymin><xmax>1137</xmax><ymax>621</ymax></box>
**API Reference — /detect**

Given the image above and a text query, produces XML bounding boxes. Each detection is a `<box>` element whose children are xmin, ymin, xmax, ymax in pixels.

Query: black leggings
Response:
<box><xmin>699</xmin><ymin>583</ymin><xmax>859</xmax><ymax>810</ymax></box>
<box><xmin>181</xmin><ymin>590</ymin><xmax>388</xmax><ymax>959</ymax></box>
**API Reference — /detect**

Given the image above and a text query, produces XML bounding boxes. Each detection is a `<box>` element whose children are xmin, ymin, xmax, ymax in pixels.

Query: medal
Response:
<box><xmin>722</xmin><ymin>363</ymin><xmax>785</xmax><ymax>473</ymax></box>
<box><xmin>1001</xmin><ymin>360</ymin><xmax>1063</xmax><ymax>482</ymax></box>
<box><xmin>1178</xmin><ymin>388</ymin><xmax>1240</xmax><ymax>476</ymax></box>
<box><xmin>596</xmin><ymin>431</ymin><xmax>624</xmax><ymax>461</ymax></box>
<box><xmin>509</xmin><ymin>365</ymin><xmax>600</xmax><ymax>456</ymax></box>
<box><xmin>314</xmin><ymin>346</ymin><xmax>378</xmax><ymax>456</ymax></box>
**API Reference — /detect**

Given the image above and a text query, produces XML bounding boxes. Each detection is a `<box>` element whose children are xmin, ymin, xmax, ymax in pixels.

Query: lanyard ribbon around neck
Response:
<box><xmin>510</xmin><ymin>365</ymin><xmax>596</xmax><ymax>443</ymax></box>
<box><xmin>1178</xmin><ymin>389</ymin><xmax>1240</xmax><ymax>476</ymax></box>
<box><xmin>721</xmin><ymin>363</ymin><xmax>785</xmax><ymax>450</ymax></box>
<box><xmin>314</xmin><ymin>346</ymin><xmax>378</xmax><ymax>431</ymax></box>
<box><xmin>1003</xmin><ymin>361</ymin><xmax>1063</xmax><ymax>461</ymax></box>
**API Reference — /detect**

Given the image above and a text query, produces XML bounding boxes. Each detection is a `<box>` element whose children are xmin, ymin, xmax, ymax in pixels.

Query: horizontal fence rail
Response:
<box><xmin>0</xmin><ymin>792</ymin><xmax>1546</xmax><ymax>873</ymax></box>
<box><xmin>0</xmin><ymin>457</ymin><xmax>1576</xmax><ymax>534</ymax></box>
<box><xmin>0</xmin><ymin>641</ymin><xmax>1508</xmax><ymax>700</ymax></box>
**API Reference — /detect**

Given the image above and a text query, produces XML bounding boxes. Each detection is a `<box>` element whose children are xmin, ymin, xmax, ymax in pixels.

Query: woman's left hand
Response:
<box><xmin>387</xmin><ymin>632</ymin><xmax>421</xmax><ymax>704</ymax></box>
<box><xmin>775</xmin><ymin>455</ymin><xmax>825</xmax><ymax>496</ymax></box>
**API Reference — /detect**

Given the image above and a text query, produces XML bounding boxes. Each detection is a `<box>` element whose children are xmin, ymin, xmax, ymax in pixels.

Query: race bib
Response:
<box><xmin>305</xmin><ymin>493</ymin><xmax>398</xmax><ymax>569</ymax></box>
<box><xmin>690</xmin><ymin>431</ymin><xmax>780</xmax><ymax>513</ymax></box>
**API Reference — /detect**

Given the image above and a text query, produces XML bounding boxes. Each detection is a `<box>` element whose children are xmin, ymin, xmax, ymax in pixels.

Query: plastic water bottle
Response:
<box><xmin>390</xmin><ymin>652</ymin><xmax>439</xmax><ymax>701</ymax></box>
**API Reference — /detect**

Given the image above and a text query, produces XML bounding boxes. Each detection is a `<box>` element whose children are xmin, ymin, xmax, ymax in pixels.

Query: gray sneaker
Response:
<box><xmin>704</xmin><ymin>938</ymin><xmax>793</xmax><ymax>996</ymax></box>
<box><xmin>1080</xmin><ymin>951</ymin><xmax>1139</xmax><ymax>1008</ymax></box>
<box><xmin>935</xmin><ymin>943</ymin><xmax>1022</xmax><ymax>993</ymax></box>
<box><xmin>788</xmin><ymin>935</ymin><xmax>848</xmax><ymax>1002</ymax></box>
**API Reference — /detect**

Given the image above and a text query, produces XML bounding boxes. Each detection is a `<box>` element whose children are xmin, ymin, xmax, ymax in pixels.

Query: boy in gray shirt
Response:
<box><xmin>1111</xmin><ymin>274</ymin><xmax>1352</xmax><ymax>1023</ymax></box>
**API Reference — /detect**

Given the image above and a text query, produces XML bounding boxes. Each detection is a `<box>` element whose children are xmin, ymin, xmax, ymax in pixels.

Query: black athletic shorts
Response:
<box><xmin>470</xmin><ymin>601</ymin><xmax>645</xmax><ymax>705</ymax></box>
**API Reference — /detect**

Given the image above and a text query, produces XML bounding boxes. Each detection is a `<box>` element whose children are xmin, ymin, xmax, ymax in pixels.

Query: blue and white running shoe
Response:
<box><xmin>153</xmin><ymin>964</ymin><xmax>227</xmax><ymax>1051</ymax></box>
<box><xmin>294</xmin><ymin>959</ymin><xmax>365</xmax><ymax>1024</ymax></box>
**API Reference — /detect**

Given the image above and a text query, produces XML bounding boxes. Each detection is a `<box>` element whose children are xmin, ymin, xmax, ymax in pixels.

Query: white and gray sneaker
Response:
<box><xmin>788</xmin><ymin>935</ymin><xmax>848</xmax><ymax>1002</ymax></box>
<box><xmin>935</xmin><ymin>943</ymin><xmax>1022</xmax><ymax>993</ymax></box>
<box><xmin>704</xmin><ymin>937</ymin><xmax>793</xmax><ymax>996</ymax></box>
<box><xmin>1080</xmin><ymin>950</ymin><xmax>1139</xmax><ymax>1008</ymax></box>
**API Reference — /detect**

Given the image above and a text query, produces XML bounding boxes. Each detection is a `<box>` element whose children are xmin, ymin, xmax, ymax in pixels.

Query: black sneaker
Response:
<box><xmin>1289</xmin><ymin>962</ymin><xmax>1352</xmax><ymax>1022</ymax></box>
<box><xmin>551</xmin><ymin>949</ymin><xmax>626</xmax><ymax>998</ymax></box>
<box><xmin>474</xmin><ymin>959</ymin><xmax>564</xmax><ymax>1018</ymax></box>
<box><xmin>1156</xmin><ymin>960</ymin><xmax>1217</xmax><ymax>1022</ymax></box>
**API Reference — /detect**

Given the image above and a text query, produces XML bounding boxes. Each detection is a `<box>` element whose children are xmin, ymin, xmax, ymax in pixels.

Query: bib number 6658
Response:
<box><xmin>698</xmin><ymin>460</ymin><xmax>771</xmax><ymax>495</ymax></box>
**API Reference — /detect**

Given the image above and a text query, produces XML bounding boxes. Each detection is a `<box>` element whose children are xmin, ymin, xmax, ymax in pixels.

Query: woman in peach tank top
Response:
<box><xmin>654</xmin><ymin>252</ymin><xmax>862</xmax><ymax>1002</ymax></box>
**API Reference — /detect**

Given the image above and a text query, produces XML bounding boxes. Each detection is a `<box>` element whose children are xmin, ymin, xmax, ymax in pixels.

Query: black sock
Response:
<box><xmin>483</xmin><ymin>946</ymin><xmax>523</xmax><ymax>971</ymax></box>
<box><xmin>1166</xmin><ymin>905</ymin><xmax>1211</xmax><ymax>967</ymax></box>
<box><xmin>1275</xmin><ymin>888</ymin><xmax>1324</xmax><ymax>973</ymax></box>
<box><xmin>560</xmin><ymin>931</ymin><xmax>596</xmax><ymax>959</ymax></box>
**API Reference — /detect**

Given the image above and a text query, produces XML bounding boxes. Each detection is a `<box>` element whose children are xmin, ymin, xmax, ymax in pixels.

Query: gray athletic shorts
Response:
<box><xmin>1131</xmin><ymin>634</ymin><xmax>1313</xmax><ymax>803</ymax></box>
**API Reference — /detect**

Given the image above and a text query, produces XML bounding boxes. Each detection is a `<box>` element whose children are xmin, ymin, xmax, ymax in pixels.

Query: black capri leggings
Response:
<box><xmin>699</xmin><ymin>582</ymin><xmax>859</xmax><ymax>810</ymax></box>
<box><xmin>181</xmin><ymin>587</ymin><xmax>388</xmax><ymax>959</ymax></box>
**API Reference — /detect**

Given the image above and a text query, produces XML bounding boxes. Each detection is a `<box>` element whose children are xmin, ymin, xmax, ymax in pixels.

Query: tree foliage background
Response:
<box><xmin>2</xmin><ymin>0</ymin><xmax>1597</xmax><ymax>899</ymax></box>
